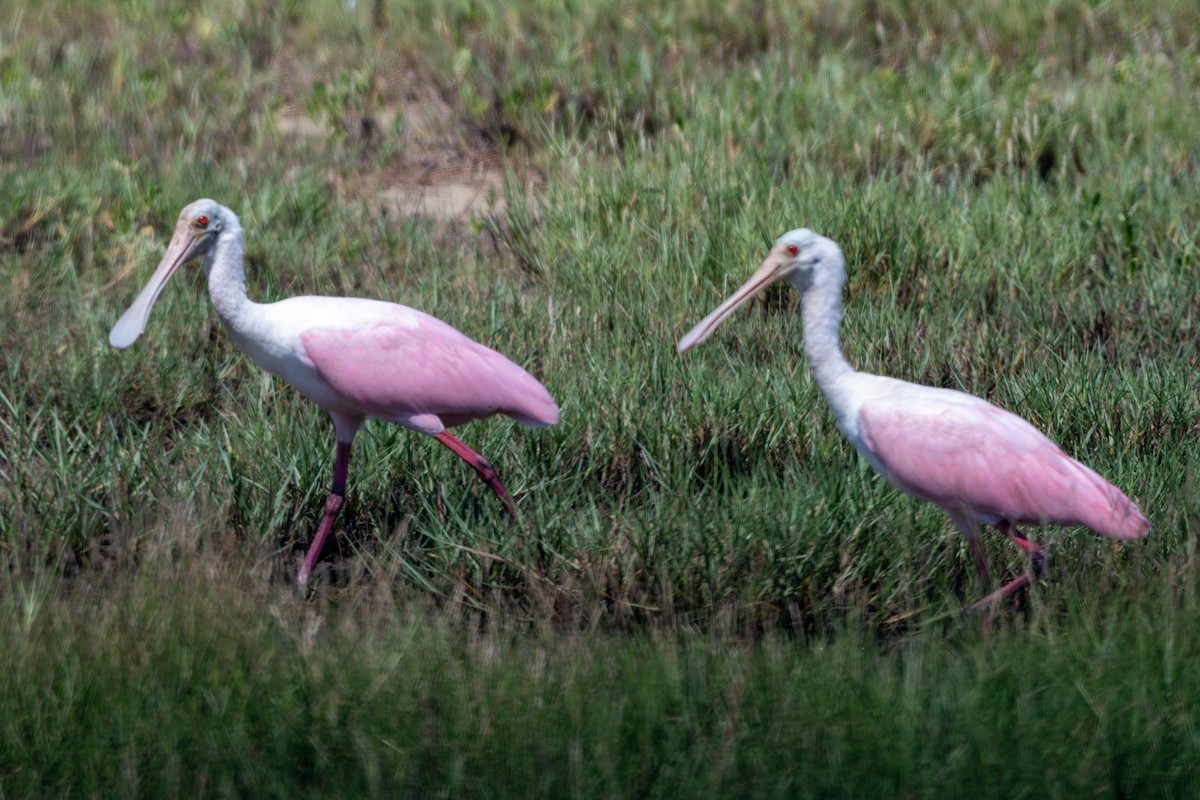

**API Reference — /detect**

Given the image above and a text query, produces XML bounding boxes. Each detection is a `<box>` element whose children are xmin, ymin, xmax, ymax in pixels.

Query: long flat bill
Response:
<box><xmin>677</xmin><ymin>254</ymin><xmax>788</xmax><ymax>353</ymax></box>
<box><xmin>109</xmin><ymin>219</ymin><xmax>201</xmax><ymax>348</ymax></box>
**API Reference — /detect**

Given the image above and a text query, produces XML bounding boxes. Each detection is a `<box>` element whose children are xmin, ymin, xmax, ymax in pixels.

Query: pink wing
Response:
<box><xmin>301</xmin><ymin>311</ymin><xmax>559</xmax><ymax>436</ymax></box>
<box><xmin>857</xmin><ymin>392</ymin><xmax>1149</xmax><ymax>539</ymax></box>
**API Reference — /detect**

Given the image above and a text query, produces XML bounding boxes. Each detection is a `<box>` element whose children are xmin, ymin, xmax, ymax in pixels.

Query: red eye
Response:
<box><xmin>786</xmin><ymin>244</ymin><xmax>800</xmax><ymax>257</ymax></box>
<box><xmin>196</xmin><ymin>215</ymin><xmax>209</xmax><ymax>228</ymax></box>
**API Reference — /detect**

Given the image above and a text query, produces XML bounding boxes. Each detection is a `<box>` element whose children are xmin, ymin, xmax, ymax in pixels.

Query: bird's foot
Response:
<box><xmin>1030</xmin><ymin>549</ymin><xmax>1048</xmax><ymax>580</ymax></box>
<box><xmin>433</xmin><ymin>431</ymin><xmax>518</xmax><ymax>518</ymax></box>
<box><xmin>465</xmin><ymin>454</ymin><xmax>517</xmax><ymax>518</ymax></box>
<box><xmin>962</xmin><ymin>562</ymin><xmax>1048</xmax><ymax>631</ymax></box>
<box><xmin>297</xmin><ymin>493</ymin><xmax>346</xmax><ymax>588</ymax></box>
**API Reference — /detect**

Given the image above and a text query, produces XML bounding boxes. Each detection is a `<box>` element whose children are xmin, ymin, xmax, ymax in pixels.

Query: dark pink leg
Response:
<box><xmin>966</xmin><ymin>535</ymin><xmax>992</xmax><ymax>590</ymax></box>
<box><xmin>965</xmin><ymin>522</ymin><xmax>1047</xmax><ymax>617</ymax></box>
<box><xmin>963</xmin><ymin>533</ymin><xmax>998</xmax><ymax>632</ymax></box>
<box><xmin>297</xmin><ymin>439</ymin><xmax>353</xmax><ymax>587</ymax></box>
<box><xmin>999</xmin><ymin>522</ymin><xmax>1046</xmax><ymax>572</ymax></box>
<box><xmin>433</xmin><ymin>431</ymin><xmax>516</xmax><ymax>518</ymax></box>
<box><xmin>962</xmin><ymin>534</ymin><xmax>1000</xmax><ymax>633</ymax></box>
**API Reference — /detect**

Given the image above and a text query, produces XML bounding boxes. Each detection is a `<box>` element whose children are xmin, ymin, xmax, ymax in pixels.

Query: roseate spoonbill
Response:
<box><xmin>110</xmin><ymin>199</ymin><xmax>559</xmax><ymax>586</ymax></box>
<box><xmin>677</xmin><ymin>229</ymin><xmax>1149</xmax><ymax>615</ymax></box>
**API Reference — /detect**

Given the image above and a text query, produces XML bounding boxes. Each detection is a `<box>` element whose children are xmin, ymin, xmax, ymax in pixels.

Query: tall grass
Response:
<box><xmin>1</xmin><ymin>0</ymin><xmax>1198</xmax><ymax>794</ymax></box>
<box><xmin>4</xmin><ymin>537</ymin><xmax>1200</xmax><ymax>796</ymax></box>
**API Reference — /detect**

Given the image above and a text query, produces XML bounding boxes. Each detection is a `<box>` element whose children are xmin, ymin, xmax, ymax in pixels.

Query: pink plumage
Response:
<box><xmin>678</xmin><ymin>226</ymin><xmax>1149</xmax><ymax>620</ymax></box>
<box><xmin>857</xmin><ymin>391</ymin><xmax>1149</xmax><ymax>540</ymax></box>
<box><xmin>302</xmin><ymin>314</ymin><xmax>559</xmax><ymax>434</ymax></box>
<box><xmin>109</xmin><ymin>200</ymin><xmax>558</xmax><ymax>587</ymax></box>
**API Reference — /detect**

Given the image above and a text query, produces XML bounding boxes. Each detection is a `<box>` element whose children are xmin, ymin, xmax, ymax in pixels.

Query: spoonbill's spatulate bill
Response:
<box><xmin>678</xmin><ymin>229</ymin><xmax>1149</xmax><ymax>615</ymax></box>
<box><xmin>111</xmin><ymin>199</ymin><xmax>559</xmax><ymax>585</ymax></box>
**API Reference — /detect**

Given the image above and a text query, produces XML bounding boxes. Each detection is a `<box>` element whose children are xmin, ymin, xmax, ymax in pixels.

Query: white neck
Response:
<box><xmin>201</xmin><ymin>215</ymin><xmax>254</xmax><ymax>327</ymax></box>
<box><xmin>793</xmin><ymin>264</ymin><xmax>858</xmax><ymax>426</ymax></box>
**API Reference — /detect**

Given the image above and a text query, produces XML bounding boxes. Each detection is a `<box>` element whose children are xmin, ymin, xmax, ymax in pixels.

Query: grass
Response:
<box><xmin>5</xmin><ymin>538</ymin><xmax>1200</xmax><ymax>797</ymax></box>
<box><xmin>2</xmin><ymin>0</ymin><xmax>1199</xmax><ymax>795</ymax></box>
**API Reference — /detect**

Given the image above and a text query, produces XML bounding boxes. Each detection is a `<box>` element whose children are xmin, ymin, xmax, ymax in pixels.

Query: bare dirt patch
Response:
<box><xmin>272</xmin><ymin>59</ymin><xmax>536</xmax><ymax>222</ymax></box>
<box><xmin>377</xmin><ymin>171</ymin><xmax>507</xmax><ymax>220</ymax></box>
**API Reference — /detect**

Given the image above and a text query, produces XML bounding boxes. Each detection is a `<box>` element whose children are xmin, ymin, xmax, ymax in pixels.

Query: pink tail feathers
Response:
<box><xmin>1072</xmin><ymin>460</ymin><xmax>1150</xmax><ymax>540</ymax></box>
<box><xmin>507</xmin><ymin>381</ymin><xmax>560</xmax><ymax>428</ymax></box>
<box><xmin>497</xmin><ymin>359</ymin><xmax>559</xmax><ymax>429</ymax></box>
<box><xmin>1095</xmin><ymin>494</ymin><xmax>1150</xmax><ymax>540</ymax></box>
